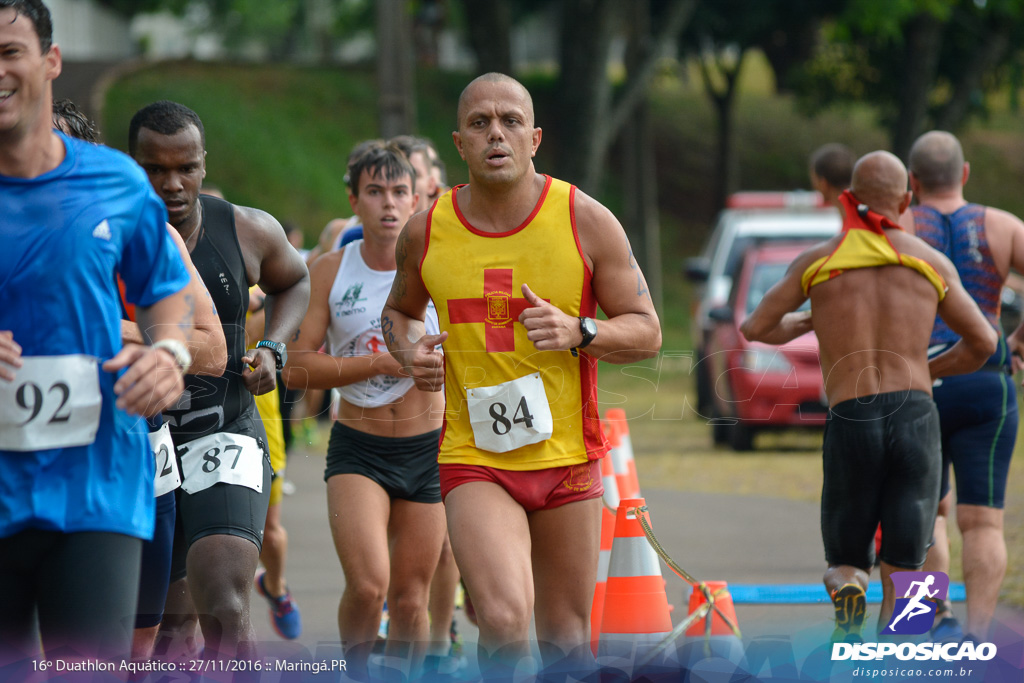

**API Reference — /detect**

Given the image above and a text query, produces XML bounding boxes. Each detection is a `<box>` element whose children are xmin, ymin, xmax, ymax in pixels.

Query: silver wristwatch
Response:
<box><xmin>152</xmin><ymin>339</ymin><xmax>193</xmax><ymax>375</ymax></box>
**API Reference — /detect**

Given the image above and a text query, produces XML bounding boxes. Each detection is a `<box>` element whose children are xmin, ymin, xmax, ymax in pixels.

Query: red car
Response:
<box><xmin>698</xmin><ymin>243</ymin><xmax>828</xmax><ymax>450</ymax></box>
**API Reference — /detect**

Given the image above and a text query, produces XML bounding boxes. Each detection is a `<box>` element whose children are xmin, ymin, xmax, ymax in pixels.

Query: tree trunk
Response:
<box><xmin>555</xmin><ymin>0</ymin><xmax>616</xmax><ymax>190</ymax></box>
<box><xmin>274</xmin><ymin>0</ymin><xmax>306</xmax><ymax>63</ymax></box>
<box><xmin>621</xmin><ymin>0</ymin><xmax>662</xmax><ymax>312</ymax></box>
<box><xmin>934</xmin><ymin>24</ymin><xmax>1010</xmax><ymax>132</ymax></box>
<box><xmin>758</xmin><ymin>17</ymin><xmax>821</xmax><ymax>94</ymax></box>
<box><xmin>376</xmin><ymin>0</ymin><xmax>417</xmax><ymax>138</ymax></box>
<box><xmin>459</xmin><ymin>0</ymin><xmax>512</xmax><ymax>75</ymax></box>
<box><xmin>700</xmin><ymin>49</ymin><xmax>744</xmax><ymax>212</ymax></box>
<box><xmin>891</xmin><ymin>13</ymin><xmax>944</xmax><ymax>162</ymax></box>
<box><xmin>556</xmin><ymin>0</ymin><xmax>695</xmax><ymax>192</ymax></box>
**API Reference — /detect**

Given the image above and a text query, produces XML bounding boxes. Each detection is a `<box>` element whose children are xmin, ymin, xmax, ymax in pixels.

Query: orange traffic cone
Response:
<box><xmin>606</xmin><ymin>409</ymin><xmax>640</xmax><ymax>499</ymax></box>
<box><xmin>597</xmin><ymin>498</ymin><xmax>673</xmax><ymax>663</ymax></box>
<box><xmin>684</xmin><ymin>581</ymin><xmax>739</xmax><ymax>637</ymax></box>
<box><xmin>590</xmin><ymin>454</ymin><xmax>621</xmax><ymax>654</ymax></box>
<box><xmin>605</xmin><ymin>417</ymin><xmax>634</xmax><ymax>502</ymax></box>
<box><xmin>600</xmin><ymin>436</ymin><xmax>621</xmax><ymax>512</ymax></box>
<box><xmin>677</xmin><ymin>580</ymin><xmax>744</xmax><ymax>669</ymax></box>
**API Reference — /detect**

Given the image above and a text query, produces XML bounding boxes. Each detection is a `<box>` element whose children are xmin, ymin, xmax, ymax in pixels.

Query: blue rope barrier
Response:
<box><xmin>724</xmin><ymin>582</ymin><xmax>966</xmax><ymax>605</ymax></box>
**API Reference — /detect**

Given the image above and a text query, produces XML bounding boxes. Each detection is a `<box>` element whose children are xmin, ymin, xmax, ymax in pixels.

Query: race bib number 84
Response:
<box><xmin>467</xmin><ymin>372</ymin><xmax>553</xmax><ymax>453</ymax></box>
<box><xmin>0</xmin><ymin>355</ymin><xmax>101</xmax><ymax>452</ymax></box>
<box><xmin>178</xmin><ymin>431</ymin><xmax>264</xmax><ymax>495</ymax></box>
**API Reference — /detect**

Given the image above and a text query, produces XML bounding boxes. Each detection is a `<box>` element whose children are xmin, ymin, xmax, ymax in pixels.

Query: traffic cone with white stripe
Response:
<box><xmin>606</xmin><ymin>409</ymin><xmax>640</xmax><ymax>500</ymax></box>
<box><xmin>597</xmin><ymin>498</ymin><xmax>673</xmax><ymax>665</ymax></box>
<box><xmin>606</xmin><ymin>417</ymin><xmax>635</xmax><ymax>502</ymax></box>
<box><xmin>590</xmin><ymin>453</ymin><xmax>621</xmax><ymax>654</ymax></box>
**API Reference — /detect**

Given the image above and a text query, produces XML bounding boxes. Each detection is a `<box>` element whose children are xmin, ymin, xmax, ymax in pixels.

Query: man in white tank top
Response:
<box><xmin>282</xmin><ymin>141</ymin><xmax>447</xmax><ymax>680</ymax></box>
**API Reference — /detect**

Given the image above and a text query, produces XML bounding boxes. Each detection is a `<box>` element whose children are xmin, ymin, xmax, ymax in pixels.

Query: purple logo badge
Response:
<box><xmin>882</xmin><ymin>571</ymin><xmax>949</xmax><ymax>635</ymax></box>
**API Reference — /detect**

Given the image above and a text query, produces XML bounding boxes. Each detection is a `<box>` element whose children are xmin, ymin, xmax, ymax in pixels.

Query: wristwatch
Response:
<box><xmin>256</xmin><ymin>340</ymin><xmax>288</xmax><ymax>369</ymax></box>
<box><xmin>577</xmin><ymin>316</ymin><xmax>598</xmax><ymax>349</ymax></box>
<box><xmin>152</xmin><ymin>339</ymin><xmax>193</xmax><ymax>375</ymax></box>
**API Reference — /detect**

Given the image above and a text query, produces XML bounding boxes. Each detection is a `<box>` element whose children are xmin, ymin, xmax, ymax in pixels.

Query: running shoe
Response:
<box><xmin>930</xmin><ymin>600</ymin><xmax>963</xmax><ymax>643</ymax></box>
<box><xmin>931</xmin><ymin>616</ymin><xmax>964</xmax><ymax>643</ymax></box>
<box><xmin>463</xmin><ymin>587</ymin><xmax>478</xmax><ymax>627</ymax></box>
<box><xmin>449</xmin><ymin>617</ymin><xmax>462</xmax><ymax>657</ymax></box>
<box><xmin>254</xmin><ymin>570</ymin><xmax>302</xmax><ymax>640</ymax></box>
<box><xmin>371</xmin><ymin>601</ymin><xmax>389</xmax><ymax>653</ymax></box>
<box><xmin>830</xmin><ymin>583</ymin><xmax>867</xmax><ymax>642</ymax></box>
<box><xmin>378</xmin><ymin>600</ymin><xmax>390</xmax><ymax>639</ymax></box>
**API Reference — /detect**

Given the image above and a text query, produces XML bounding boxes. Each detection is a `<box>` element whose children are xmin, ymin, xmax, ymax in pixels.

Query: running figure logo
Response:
<box><xmin>882</xmin><ymin>571</ymin><xmax>949</xmax><ymax>635</ymax></box>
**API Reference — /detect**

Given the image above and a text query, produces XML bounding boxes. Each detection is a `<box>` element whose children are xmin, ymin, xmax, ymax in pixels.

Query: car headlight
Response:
<box><xmin>741</xmin><ymin>349</ymin><xmax>793</xmax><ymax>373</ymax></box>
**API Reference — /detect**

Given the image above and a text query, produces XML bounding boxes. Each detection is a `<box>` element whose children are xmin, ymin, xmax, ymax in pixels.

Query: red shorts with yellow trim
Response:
<box><xmin>439</xmin><ymin>461</ymin><xmax>604</xmax><ymax>512</ymax></box>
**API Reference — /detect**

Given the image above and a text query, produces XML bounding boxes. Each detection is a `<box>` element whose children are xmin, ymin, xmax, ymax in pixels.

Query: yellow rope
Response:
<box><xmin>635</xmin><ymin>505</ymin><xmax>700</xmax><ymax>585</ymax></box>
<box><xmin>623</xmin><ymin>504</ymin><xmax>742</xmax><ymax>665</ymax></box>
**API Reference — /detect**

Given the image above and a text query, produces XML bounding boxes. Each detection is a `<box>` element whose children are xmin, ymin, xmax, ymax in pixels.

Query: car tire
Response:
<box><xmin>695</xmin><ymin>354</ymin><xmax>712</xmax><ymax>415</ymax></box>
<box><xmin>712</xmin><ymin>418</ymin><xmax>730</xmax><ymax>446</ymax></box>
<box><xmin>729</xmin><ymin>422</ymin><xmax>755</xmax><ymax>452</ymax></box>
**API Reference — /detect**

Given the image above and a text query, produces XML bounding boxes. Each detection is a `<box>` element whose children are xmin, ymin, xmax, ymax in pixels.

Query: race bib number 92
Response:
<box><xmin>0</xmin><ymin>355</ymin><xmax>102</xmax><ymax>452</ymax></box>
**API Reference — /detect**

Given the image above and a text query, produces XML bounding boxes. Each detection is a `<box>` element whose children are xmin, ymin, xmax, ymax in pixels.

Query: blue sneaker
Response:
<box><xmin>255</xmin><ymin>570</ymin><xmax>302</xmax><ymax>640</ymax></box>
<box><xmin>928</xmin><ymin>599</ymin><xmax>963</xmax><ymax>643</ymax></box>
<box><xmin>931</xmin><ymin>616</ymin><xmax>964</xmax><ymax>643</ymax></box>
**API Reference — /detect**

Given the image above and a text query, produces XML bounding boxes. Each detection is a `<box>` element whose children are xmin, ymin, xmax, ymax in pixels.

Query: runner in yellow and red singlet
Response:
<box><xmin>382</xmin><ymin>73</ymin><xmax>662</xmax><ymax>678</ymax></box>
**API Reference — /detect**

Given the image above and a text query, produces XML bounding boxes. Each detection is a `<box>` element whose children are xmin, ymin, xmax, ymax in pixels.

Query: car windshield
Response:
<box><xmin>745</xmin><ymin>261</ymin><xmax>812</xmax><ymax>316</ymax></box>
<box><xmin>725</xmin><ymin>234</ymin><xmax>824</xmax><ymax>282</ymax></box>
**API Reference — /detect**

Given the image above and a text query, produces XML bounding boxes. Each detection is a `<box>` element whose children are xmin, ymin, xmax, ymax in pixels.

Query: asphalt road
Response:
<box><xmin>248</xmin><ymin>435</ymin><xmax>1024</xmax><ymax>682</ymax></box>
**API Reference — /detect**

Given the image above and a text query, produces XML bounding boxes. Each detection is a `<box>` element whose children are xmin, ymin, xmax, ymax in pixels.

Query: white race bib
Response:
<box><xmin>149</xmin><ymin>423</ymin><xmax>181</xmax><ymax>497</ymax></box>
<box><xmin>467</xmin><ymin>372</ymin><xmax>553</xmax><ymax>453</ymax></box>
<box><xmin>0</xmin><ymin>355</ymin><xmax>102</xmax><ymax>452</ymax></box>
<box><xmin>178</xmin><ymin>431</ymin><xmax>264</xmax><ymax>495</ymax></box>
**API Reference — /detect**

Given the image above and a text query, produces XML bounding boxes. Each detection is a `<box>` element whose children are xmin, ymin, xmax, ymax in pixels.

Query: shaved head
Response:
<box><xmin>456</xmin><ymin>72</ymin><xmax>535</xmax><ymax>130</ymax></box>
<box><xmin>850</xmin><ymin>151</ymin><xmax>909</xmax><ymax>219</ymax></box>
<box><xmin>908</xmin><ymin>130</ymin><xmax>964</xmax><ymax>193</ymax></box>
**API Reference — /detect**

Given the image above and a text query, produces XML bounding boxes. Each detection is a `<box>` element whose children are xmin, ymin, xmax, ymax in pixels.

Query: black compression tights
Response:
<box><xmin>0</xmin><ymin>530</ymin><xmax>142</xmax><ymax>665</ymax></box>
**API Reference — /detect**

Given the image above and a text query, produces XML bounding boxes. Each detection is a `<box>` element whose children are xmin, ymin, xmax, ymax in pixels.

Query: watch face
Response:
<box><xmin>579</xmin><ymin>317</ymin><xmax>597</xmax><ymax>348</ymax></box>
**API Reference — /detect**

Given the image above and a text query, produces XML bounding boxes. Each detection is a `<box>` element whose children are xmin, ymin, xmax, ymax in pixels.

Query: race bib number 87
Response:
<box><xmin>178</xmin><ymin>431</ymin><xmax>264</xmax><ymax>495</ymax></box>
<box><xmin>0</xmin><ymin>355</ymin><xmax>101</xmax><ymax>451</ymax></box>
<box><xmin>467</xmin><ymin>372</ymin><xmax>553</xmax><ymax>453</ymax></box>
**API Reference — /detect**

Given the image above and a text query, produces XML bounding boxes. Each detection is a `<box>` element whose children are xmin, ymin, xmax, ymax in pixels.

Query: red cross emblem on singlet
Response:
<box><xmin>447</xmin><ymin>268</ymin><xmax>545</xmax><ymax>352</ymax></box>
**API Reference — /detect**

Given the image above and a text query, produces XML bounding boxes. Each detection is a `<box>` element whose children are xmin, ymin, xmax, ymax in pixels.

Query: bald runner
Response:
<box><xmin>742</xmin><ymin>151</ymin><xmax>997</xmax><ymax>640</ymax></box>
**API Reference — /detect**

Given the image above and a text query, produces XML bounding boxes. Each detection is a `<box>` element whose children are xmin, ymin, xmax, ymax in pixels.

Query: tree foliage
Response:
<box><xmin>794</xmin><ymin>0</ymin><xmax>1024</xmax><ymax>158</ymax></box>
<box><xmin>95</xmin><ymin>0</ymin><xmax>190</xmax><ymax>14</ymax></box>
<box><xmin>677</xmin><ymin>0</ymin><xmax>843</xmax><ymax>208</ymax></box>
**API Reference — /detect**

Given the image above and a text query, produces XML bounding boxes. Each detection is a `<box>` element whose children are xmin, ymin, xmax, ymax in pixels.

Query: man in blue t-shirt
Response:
<box><xmin>0</xmin><ymin>0</ymin><xmax>194</xmax><ymax>665</ymax></box>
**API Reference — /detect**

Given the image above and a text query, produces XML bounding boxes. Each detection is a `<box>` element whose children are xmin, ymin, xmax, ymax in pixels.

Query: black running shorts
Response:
<box><xmin>324</xmin><ymin>422</ymin><xmax>442</xmax><ymax>503</ymax></box>
<box><xmin>169</xmin><ymin>410</ymin><xmax>272</xmax><ymax>582</ymax></box>
<box><xmin>821</xmin><ymin>390</ymin><xmax>941</xmax><ymax>570</ymax></box>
